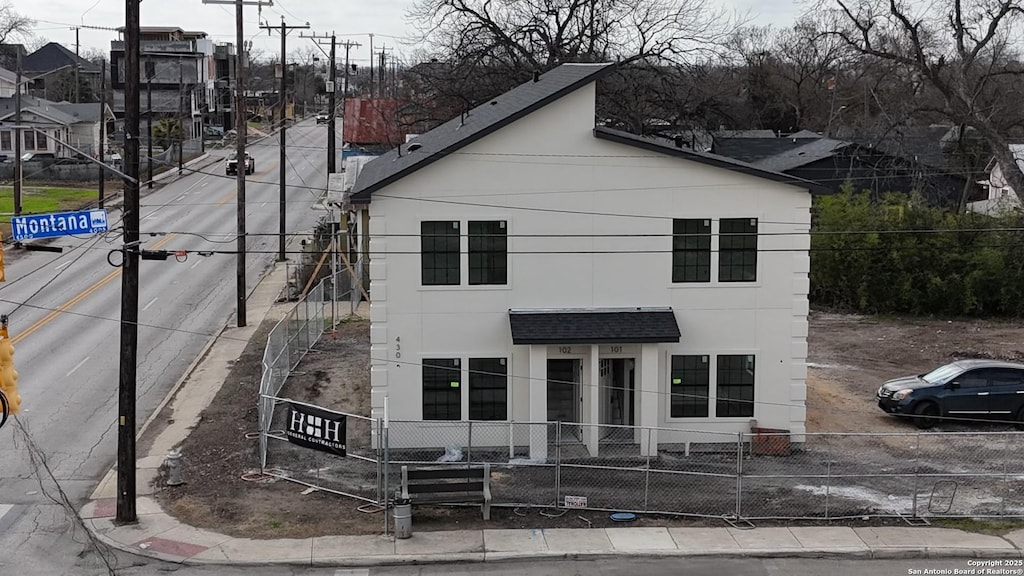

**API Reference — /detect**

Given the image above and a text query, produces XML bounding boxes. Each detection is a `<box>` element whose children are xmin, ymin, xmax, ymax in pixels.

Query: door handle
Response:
<box><xmin>1017</xmin><ymin>391</ymin><xmax>1024</xmax><ymax>394</ymax></box>
<box><xmin>977</xmin><ymin>392</ymin><xmax>990</xmax><ymax>396</ymax></box>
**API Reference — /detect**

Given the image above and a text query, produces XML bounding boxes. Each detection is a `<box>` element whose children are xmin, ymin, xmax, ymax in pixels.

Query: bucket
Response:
<box><xmin>393</xmin><ymin>500</ymin><xmax>412</xmax><ymax>539</ymax></box>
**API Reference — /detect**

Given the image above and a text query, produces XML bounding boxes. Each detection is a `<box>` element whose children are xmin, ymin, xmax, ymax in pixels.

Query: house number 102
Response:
<box><xmin>558</xmin><ymin>346</ymin><xmax>572</xmax><ymax>354</ymax></box>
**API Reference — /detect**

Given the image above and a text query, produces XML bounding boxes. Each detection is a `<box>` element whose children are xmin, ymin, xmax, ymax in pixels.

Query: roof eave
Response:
<box><xmin>350</xmin><ymin>63</ymin><xmax>617</xmax><ymax>204</ymax></box>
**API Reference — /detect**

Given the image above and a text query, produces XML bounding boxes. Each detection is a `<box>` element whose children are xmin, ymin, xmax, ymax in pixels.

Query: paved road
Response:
<box><xmin>13</xmin><ymin>556</ymin><xmax>986</xmax><ymax>576</ymax></box>
<box><xmin>0</xmin><ymin>121</ymin><xmax>332</xmax><ymax>575</ymax></box>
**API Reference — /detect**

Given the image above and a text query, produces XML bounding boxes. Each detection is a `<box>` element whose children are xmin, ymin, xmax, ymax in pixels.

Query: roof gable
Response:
<box><xmin>350</xmin><ymin>63</ymin><xmax>616</xmax><ymax>203</ymax></box>
<box><xmin>24</xmin><ymin>43</ymin><xmax>100</xmax><ymax>75</ymax></box>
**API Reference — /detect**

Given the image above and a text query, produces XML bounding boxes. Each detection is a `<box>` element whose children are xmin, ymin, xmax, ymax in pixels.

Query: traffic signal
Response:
<box><xmin>0</xmin><ymin>329</ymin><xmax>19</xmax><ymax>415</ymax></box>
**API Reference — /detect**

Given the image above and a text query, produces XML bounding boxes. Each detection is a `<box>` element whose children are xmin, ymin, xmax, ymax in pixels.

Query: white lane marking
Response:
<box><xmin>0</xmin><ymin>505</ymin><xmax>11</xmax><ymax>521</ymax></box>
<box><xmin>334</xmin><ymin>570</ymin><xmax>369</xmax><ymax>576</ymax></box>
<box><xmin>142</xmin><ymin>297</ymin><xmax>159</xmax><ymax>311</ymax></box>
<box><xmin>175</xmin><ymin>194</ymin><xmax>186</xmax><ymax>201</ymax></box>
<box><xmin>201</xmin><ymin>182</ymin><xmax>208</xmax><ymax>187</ymax></box>
<box><xmin>260</xmin><ymin>202</ymin><xmax>267</xmax><ymax>208</ymax></box>
<box><xmin>66</xmin><ymin>357</ymin><xmax>90</xmax><ymax>377</ymax></box>
<box><xmin>190</xmin><ymin>260</ymin><xmax>201</xmax><ymax>270</ymax></box>
<box><xmin>55</xmin><ymin>261</ymin><xmax>73</xmax><ymax>271</ymax></box>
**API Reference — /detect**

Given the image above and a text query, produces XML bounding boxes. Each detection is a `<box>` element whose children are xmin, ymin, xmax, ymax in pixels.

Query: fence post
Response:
<box><xmin>643</xmin><ymin>427</ymin><xmax>651</xmax><ymax>512</ymax></box>
<box><xmin>555</xmin><ymin>421</ymin><xmax>562</xmax><ymax>508</ymax></box>
<box><xmin>1003</xmin><ymin>460</ymin><xmax>1010</xmax><ymax>516</ymax></box>
<box><xmin>383</xmin><ymin>419</ymin><xmax>390</xmax><ymax>537</ymax></box>
<box><xmin>735</xmin><ymin>432</ymin><xmax>744</xmax><ymax>519</ymax></box>
<box><xmin>912</xmin><ymin>432</ymin><xmax>920</xmax><ymax>518</ymax></box>
<box><xmin>467</xmin><ymin>420</ymin><xmax>473</xmax><ymax>465</ymax></box>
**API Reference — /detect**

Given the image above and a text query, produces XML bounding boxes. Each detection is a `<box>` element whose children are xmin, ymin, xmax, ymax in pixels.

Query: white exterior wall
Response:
<box><xmin>368</xmin><ymin>83</ymin><xmax>810</xmax><ymax>449</ymax></box>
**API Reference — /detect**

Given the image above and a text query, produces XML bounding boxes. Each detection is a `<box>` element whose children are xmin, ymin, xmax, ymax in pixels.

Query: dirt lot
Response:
<box><xmin>151</xmin><ymin>309</ymin><xmax>1024</xmax><ymax>538</ymax></box>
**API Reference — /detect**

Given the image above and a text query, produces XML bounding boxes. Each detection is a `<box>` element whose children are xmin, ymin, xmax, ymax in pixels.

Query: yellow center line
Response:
<box><xmin>11</xmin><ymin>233</ymin><xmax>178</xmax><ymax>345</ymax></box>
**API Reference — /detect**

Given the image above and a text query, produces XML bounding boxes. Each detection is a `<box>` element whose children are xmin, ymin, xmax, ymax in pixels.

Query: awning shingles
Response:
<box><xmin>508</xmin><ymin>308</ymin><xmax>681</xmax><ymax>345</ymax></box>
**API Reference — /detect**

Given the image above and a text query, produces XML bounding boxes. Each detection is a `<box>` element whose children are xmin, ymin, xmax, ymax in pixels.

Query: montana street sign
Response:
<box><xmin>11</xmin><ymin>209</ymin><xmax>109</xmax><ymax>241</ymax></box>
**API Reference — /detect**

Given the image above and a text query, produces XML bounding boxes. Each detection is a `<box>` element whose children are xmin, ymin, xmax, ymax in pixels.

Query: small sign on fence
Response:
<box><xmin>564</xmin><ymin>495</ymin><xmax>588</xmax><ymax>509</ymax></box>
<box><xmin>285</xmin><ymin>403</ymin><xmax>347</xmax><ymax>457</ymax></box>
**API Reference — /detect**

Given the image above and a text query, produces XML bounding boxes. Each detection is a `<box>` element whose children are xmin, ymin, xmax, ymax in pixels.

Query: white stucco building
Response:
<box><xmin>970</xmin><ymin>144</ymin><xmax>1024</xmax><ymax>215</ymax></box>
<box><xmin>349</xmin><ymin>63</ymin><xmax>819</xmax><ymax>460</ymax></box>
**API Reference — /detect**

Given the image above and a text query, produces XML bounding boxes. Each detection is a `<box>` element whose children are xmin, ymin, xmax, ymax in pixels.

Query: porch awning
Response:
<box><xmin>508</xmin><ymin>307</ymin><xmax>681</xmax><ymax>345</ymax></box>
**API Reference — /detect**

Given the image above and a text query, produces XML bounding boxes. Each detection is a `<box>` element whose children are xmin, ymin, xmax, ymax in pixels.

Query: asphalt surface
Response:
<box><xmin>0</xmin><ymin>120</ymin><xmax>331</xmax><ymax>576</ymax></box>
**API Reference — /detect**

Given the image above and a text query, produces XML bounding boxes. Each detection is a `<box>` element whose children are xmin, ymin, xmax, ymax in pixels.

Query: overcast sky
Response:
<box><xmin>13</xmin><ymin>0</ymin><xmax>806</xmax><ymax>64</ymax></box>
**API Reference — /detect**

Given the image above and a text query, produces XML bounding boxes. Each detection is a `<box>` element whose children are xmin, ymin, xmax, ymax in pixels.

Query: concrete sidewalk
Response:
<box><xmin>76</xmin><ymin>500</ymin><xmax>1024</xmax><ymax>566</ymax></box>
<box><xmin>79</xmin><ymin>256</ymin><xmax>1024</xmax><ymax>568</ymax></box>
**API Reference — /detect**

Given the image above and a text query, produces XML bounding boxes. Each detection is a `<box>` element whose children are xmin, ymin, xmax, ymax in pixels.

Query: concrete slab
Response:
<box><xmin>483</xmin><ymin>529</ymin><xmax>548</xmax><ymax>553</ymax></box>
<box><xmin>541</xmin><ymin>528</ymin><xmax>612</xmax><ymax>553</ymax></box>
<box><xmin>103</xmin><ymin>514</ymin><xmax>181</xmax><ymax>546</ymax></box>
<box><xmin>149</xmin><ymin>524</ymin><xmax>232</xmax><ymax>548</ymax></box>
<box><xmin>136</xmin><ymin>468</ymin><xmax>159</xmax><ymax>496</ymax></box>
<box><xmin>90</xmin><ymin>470</ymin><xmax>116</xmax><ymax>500</ymax></box>
<box><xmin>190</xmin><ymin>537</ymin><xmax>312</xmax><ymax>563</ymax></box>
<box><xmin>727</xmin><ymin>527</ymin><xmax>802</xmax><ymax>551</ymax></box>
<box><xmin>81</xmin><ymin>498</ymin><xmax>116</xmax><ymax>519</ymax></box>
<box><xmin>312</xmin><ymin>534</ymin><xmax>395</xmax><ymax>559</ymax></box>
<box><xmin>134</xmin><ymin>497</ymin><xmax>164</xmax><ymax>516</ymax></box>
<box><xmin>131</xmin><ymin>535</ymin><xmax>210</xmax><ymax>560</ymax></box>
<box><xmin>1003</xmin><ymin>529</ymin><xmax>1024</xmax><ymax>550</ymax></box>
<box><xmin>394</xmin><ymin>530</ymin><xmax>483</xmax><ymax>556</ymax></box>
<box><xmin>605</xmin><ymin>527</ymin><xmax>677</xmax><ymax>551</ymax></box>
<box><xmin>789</xmin><ymin>526</ymin><xmax>867</xmax><ymax>551</ymax></box>
<box><xmin>854</xmin><ymin>527</ymin><xmax>1015</xmax><ymax>550</ymax></box>
<box><xmin>668</xmin><ymin>527</ymin><xmax>741</xmax><ymax>552</ymax></box>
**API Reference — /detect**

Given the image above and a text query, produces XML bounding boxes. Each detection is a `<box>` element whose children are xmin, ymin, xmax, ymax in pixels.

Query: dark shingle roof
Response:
<box><xmin>712</xmin><ymin>136</ymin><xmax>824</xmax><ymax>162</ymax></box>
<box><xmin>350</xmin><ymin>63</ymin><xmax>616</xmax><ymax>203</ymax></box>
<box><xmin>24</xmin><ymin>42</ymin><xmax>101</xmax><ymax>75</ymax></box>
<box><xmin>753</xmin><ymin>138</ymin><xmax>850</xmax><ymax>172</ymax></box>
<box><xmin>508</xmin><ymin>308</ymin><xmax>681</xmax><ymax>345</ymax></box>
<box><xmin>594</xmin><ymin>127</ymin><xmax>829</xmax><ymax>194</ymax></box>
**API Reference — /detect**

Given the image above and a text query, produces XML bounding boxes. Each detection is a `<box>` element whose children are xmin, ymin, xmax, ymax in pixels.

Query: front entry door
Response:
<box><xmin>547</xmin><ymin>359</ymin><xmax>581</xmax><ymax>439</ymax></box>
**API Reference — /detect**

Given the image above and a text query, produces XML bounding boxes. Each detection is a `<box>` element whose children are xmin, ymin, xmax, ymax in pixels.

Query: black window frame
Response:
<box><xmin>1</xmin><ymin>131</ymin><xmax>11</xmax><ymax>151</ymax></box>
<box><xmin>670</xmin><ymin>355</ymin><xmax>710</xmax><ymax>418</ymax></box>
<box><xmin>672</xmin><ymin>219</ymin><xmax>711</xmax><ymax>283</ymax></box>
<box><xmin>469</xmin><ymin>357</ymin><xmax>508</xmax><ymax>420</ymax></box>
<box><xmin>422</xmin><ymin>358</ymin><xmax>461</xmax><ymax>421</ymax></box>
<box><xmin>421</xmin><ymin>221</ymin><xmax>460</xmax><ymax>286</ymax></box>
<box><xmin>718</xmin><ymin>218</ymin><xmax>758</xmax><ymax>282</ymax></box>
<box><xmin>468</xmin><ymin>220</ymin><xmax>507</xmax><ymax>285</ymax></box>
<box><xmin>716</xmin><ymin>355</ymin><xmax>755</xmax><ymax>418</ymax></box>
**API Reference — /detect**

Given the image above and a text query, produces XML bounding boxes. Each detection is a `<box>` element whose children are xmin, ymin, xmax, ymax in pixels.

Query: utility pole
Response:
<box><xmin>74</xmin><ymin>27</ymin><xmax>80</xmax><ymax>103</ymax></box>
<box><xmin>340</xmin><ymin>40</ymin><xmax>359</xmax><ymax>148</ymax></box>
<box><xmin>300</xmin><ymin>31</ymin><xmax>336</xmax><ymax>173</ymax></box>
<box><xmin>13</xmin><ymin>50</ymin><xmax>21</xmax><ymax>218</ymax></box>
<box><xmin>368</xmin><ymin>33</ymin><xmax>374</xmax><ymax>98</ymax></box>
<box><xmin>99</xmin><ymin>58</ymin><xmax>106</xmax><ymax>208</ymax></box>
<box><xmin>204</xmin><ymin>0</ymin><xmax>274</xmax><ymax>327</ymax></box>
<box><xmin>178</xmin><ymin>58</ymin><xmax>184</xmax><ymax>175</ymax></box>
<box><xmin>261</xmin><ymin>17</ymin><xmax>309</xmax><ymax>262</ymax></box>
<box><xmin>117</xmin><ymin>0</ymin><xmax>142</xmax><ymax>525</ymax></box>
<box><xmin>146</xmin><ymin>57</ymin><xmax>153</xmax><ymax>189</ymax></box>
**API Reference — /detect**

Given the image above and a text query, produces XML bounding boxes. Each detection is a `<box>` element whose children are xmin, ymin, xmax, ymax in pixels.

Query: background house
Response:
<box><xmin>350</xmin><ymin>63</ymin><xmax>816</xmax><ymax>460</ymax></box>
<box><xmin>971</xmin><ymin>144</ymin><xmax>1024</xmax><ymax>215</ymax></box>
<box><xmin>0</xmin><ymin>95</ymin><xmax>112</xmax><ymax>159</ymax></box>
<box><xmin>22</xmin><ymin>42</ymin><xmax>102</xmax><ymax>102</ymax></box>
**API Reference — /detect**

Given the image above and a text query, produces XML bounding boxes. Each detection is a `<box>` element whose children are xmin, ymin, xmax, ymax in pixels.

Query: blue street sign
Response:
<box><xmin>11</xmin><ymin>209</ymin><xmax>109</xmax><ymax>241</ymax></box>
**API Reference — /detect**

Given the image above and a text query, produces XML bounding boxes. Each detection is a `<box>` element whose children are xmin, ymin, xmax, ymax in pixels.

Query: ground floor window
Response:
<box><xmin>716</xmin><ymin>355</ymin><xmax>755</xmax><ymax>417</ymax></box>
<box><xmin>670</xmin><ymin>355</ymin><xmax>709</xmax><ymax>417</ymax></box>
<box><xmin>422</xmin><ymin>358</ymin><xmax>461</xmax><ymax>420</ymax></box>
<box><xmin>469</xmin><ymin>357</ymin><xmax>507</xmax><ymax>420</ymax></box>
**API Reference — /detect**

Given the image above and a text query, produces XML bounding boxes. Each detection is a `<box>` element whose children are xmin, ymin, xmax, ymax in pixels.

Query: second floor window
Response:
<box><xmin>719</xmin><ymin>218</ymin><xmax>758</xmax><ymax>282</ymax></box>
<box><xmin>672</xmin><ymin>219</ymin><xmax>711</xmax><ymax>283</ymax></box>
<box><xmin>469</xmin><ymin>221</ymin><xmax>507</xmax><ymax>285</ymax></box>
<box><xmin>421</xmin><ymin>221</ymin><xmax>459</xmax><ymax>286</ymax></box>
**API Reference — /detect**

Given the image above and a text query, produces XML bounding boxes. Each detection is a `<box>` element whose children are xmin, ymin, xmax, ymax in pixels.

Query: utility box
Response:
<box><xmin>751</xmin><ymin>427</ymin><xmax>791</xmax><ymax>456</ymax></box>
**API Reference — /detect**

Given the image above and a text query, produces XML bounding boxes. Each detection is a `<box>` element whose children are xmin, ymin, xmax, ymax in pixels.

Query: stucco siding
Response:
<box><xmin>367</xmin><ymin>82</ymin><xmax>810</xmax><ymax>444</ymax></box>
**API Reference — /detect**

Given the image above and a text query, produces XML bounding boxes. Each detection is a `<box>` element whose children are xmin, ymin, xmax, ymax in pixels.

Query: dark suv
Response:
<box><xmin>877</xmin><ymin>359</ymin><xmax>1024</xmax><ymax>429</ymax></box>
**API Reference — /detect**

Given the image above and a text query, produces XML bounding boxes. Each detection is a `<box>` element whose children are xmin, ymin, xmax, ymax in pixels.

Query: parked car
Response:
<box><xmin>226</xmin><ymin>151</ymin><xmax>254</xmax><ymax>175</ymax></box>
<box><xmin>316</xmin><ymin>112</ymin><xmax>328</xmax><ymax>124</ymax></box>
<box><xmin>21</xmin><ymin>152</ymin><xmax>57</xmax><ymax>163</ymax></box>
<box><xmin>876</xmin><ymin>359</ymin><xmax>1024</xmax><ymax>429</ymax></box>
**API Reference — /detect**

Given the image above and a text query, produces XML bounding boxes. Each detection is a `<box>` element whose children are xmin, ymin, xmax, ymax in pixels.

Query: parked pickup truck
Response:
<box><xmin>226</xmin><ymin>151</ymin><xmax>254</xmax><ymax>176</ymax></box>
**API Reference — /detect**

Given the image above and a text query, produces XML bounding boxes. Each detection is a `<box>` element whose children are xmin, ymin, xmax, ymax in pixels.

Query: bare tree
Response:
<box><xmin>26</xmin><ymin>35</ymin><xmax>49</xmax><ymax>53</ymax></box>
<box><xmin>822</xmin><ymin>0</ymin><xmax>1024</xmax><ymax>199</ymax></box>
<box><xmin>409</xmin><ymin>0</ymin><xmax>737</xmax><ymax>69</ymax></box>
<box><xmin>0</xmin><ymin>0</ymin><xmax>32</xmax><ymax>45</ymax></box>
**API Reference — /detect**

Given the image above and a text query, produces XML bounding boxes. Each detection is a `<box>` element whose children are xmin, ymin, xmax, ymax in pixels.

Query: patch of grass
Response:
<box><xmin>0</xmin><ymin>186</ymin><xmax>99</xmax><ymax>222</ymax></box>
<box><xmin>932</xmin><ymin>517</ymin><xmax>1024</xmax><ymax>535</ymax></box>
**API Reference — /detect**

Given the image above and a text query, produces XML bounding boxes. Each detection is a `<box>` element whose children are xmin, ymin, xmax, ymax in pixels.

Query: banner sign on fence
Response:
<box><xmin>285</xmin><ymin>403</ymin><xmax>347</xmax><ymax>456</ymax></box>
<box><xmin>564</xmin><ymin>495</ymin><xmax>587</xmax><ymax>509</ymax></box>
